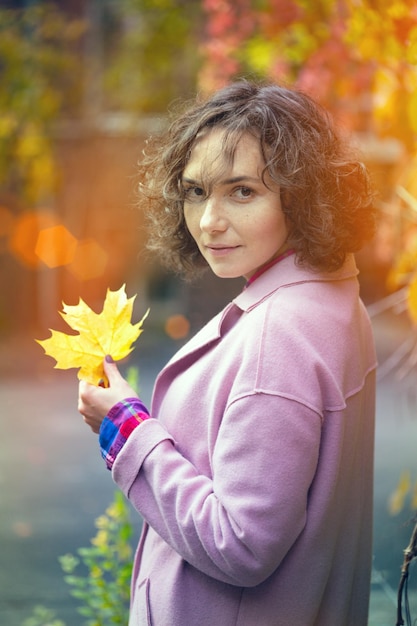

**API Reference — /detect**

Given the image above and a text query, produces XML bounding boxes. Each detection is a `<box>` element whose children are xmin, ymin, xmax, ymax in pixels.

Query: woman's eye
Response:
<box><xmin>183</xmin><ymin>186</ymin><xmax>205</xmax><ymax>201</ymax></box>
<box><xmin>234</xmin><ymin>186</ymin><xmax>253</xmax><ymax>199</ymax></box>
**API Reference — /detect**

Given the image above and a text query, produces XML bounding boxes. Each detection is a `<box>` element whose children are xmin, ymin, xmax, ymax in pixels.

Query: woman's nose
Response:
<box><xmin>199</xmin><ymin>197</ymin><xmax>227</xmax><ymax>232</ymax></box>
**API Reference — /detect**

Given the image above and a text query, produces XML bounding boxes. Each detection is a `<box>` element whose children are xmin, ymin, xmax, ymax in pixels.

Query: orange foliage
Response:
<box><xmin>199</xmin><ymin>0</ymin><xmax>417</xmax><ymax>143</ymax></box>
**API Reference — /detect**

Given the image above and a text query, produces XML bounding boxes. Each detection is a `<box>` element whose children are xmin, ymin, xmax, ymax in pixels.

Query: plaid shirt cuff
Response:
<box><xmin>99</xmin><ymin>397</ymin><xmax>151</xmax><ymax>470</ymax></box>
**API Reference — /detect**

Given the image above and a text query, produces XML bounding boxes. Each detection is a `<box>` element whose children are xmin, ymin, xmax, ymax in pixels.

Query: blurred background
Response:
<box><xmin>0</xmin><ymin>1</ymin><xmax>417</xmax><ymax>624</ymax></box>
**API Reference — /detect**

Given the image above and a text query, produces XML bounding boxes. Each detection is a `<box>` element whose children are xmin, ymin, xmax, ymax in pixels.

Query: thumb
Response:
<box><xmin>103</xmin><ymin>354</ymin><xmax>123</xmax><ymax>385</ymax></box>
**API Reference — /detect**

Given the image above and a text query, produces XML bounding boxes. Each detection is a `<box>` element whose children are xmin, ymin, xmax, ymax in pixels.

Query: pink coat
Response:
<box><xmin>113</xmin><ymin>254</ymin><xmax>377</xmax><ymax>626</ymax></box>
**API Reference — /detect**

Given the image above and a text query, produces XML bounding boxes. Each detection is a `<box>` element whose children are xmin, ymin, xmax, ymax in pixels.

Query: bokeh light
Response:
<box><xmin>164</xmin><ymin>314</ymin><xmax>190</xmax><ymax>340</ymax></box>
<box><xmin>35</xmin><ymin>224</ymin><xmax>78</xmax><ymax>268</ymax></box>
<box><xmin>67</xmin><ymin>237</ymin><xmax>108</xmax><ymax>280</ymax></box>
<box><xmin>12</xmin><ymin>521</ymin><xmax>33</xmax><ymax>538</ymax></box>
<box><xmin>8</xmin><ymin>209</ymin><xmax>58</xmax><ymax>268</ymax></box>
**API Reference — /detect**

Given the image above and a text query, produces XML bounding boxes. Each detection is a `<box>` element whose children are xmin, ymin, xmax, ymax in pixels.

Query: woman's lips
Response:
<box><xmin>205</xmin><ymin>244</ymin><xmax>240</xmax><ymax>257</ymax></box>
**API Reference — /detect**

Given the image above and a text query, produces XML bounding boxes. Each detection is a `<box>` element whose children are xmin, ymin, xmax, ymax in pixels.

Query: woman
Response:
<box><xmin>78</xmin><ymin>81</ymin><xmax>377</xmax><ymax>625</ymax></box>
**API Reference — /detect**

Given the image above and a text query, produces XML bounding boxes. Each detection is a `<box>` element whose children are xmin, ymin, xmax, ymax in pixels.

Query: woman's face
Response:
<box><xmin>182</xmin><ymin>127</ymin><xmax>289</xmax><ymax>280</ymax></box>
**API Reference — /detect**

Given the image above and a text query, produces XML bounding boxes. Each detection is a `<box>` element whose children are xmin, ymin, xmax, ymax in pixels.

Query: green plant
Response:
<box><xmin>60</xmin><ymin>490</ymin><xmax>134</xmax><ymax>626</ymax></box>
<box><xmin>24</xmin><ymin>366</ymin><xmax>140</xmax><ymax>626</ymax></box>
<box><xmin>22</xmin><ymin>605</ymin><xmax>66</xmax><ymax>626</ymax></box>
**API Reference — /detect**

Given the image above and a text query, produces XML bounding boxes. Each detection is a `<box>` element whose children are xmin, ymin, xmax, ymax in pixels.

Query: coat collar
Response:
<box><xmin>233</xmin><ymin>253</ymin><xmax>359</xmax><ymax>313</ymax></box>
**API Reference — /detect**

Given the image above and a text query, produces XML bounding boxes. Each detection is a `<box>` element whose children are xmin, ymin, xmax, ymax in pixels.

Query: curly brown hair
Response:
<box><xmin>138</xmin><ymin>80</ymin><xmax>376</xmax><ymax>277</ymax></box>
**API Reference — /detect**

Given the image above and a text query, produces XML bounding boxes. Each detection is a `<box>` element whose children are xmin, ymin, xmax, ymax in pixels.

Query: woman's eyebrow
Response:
<box><xmin>221</xmin><ymin>175</ymin><xmax>260</xmax><ymax>185</ymax></box>
<box><xmin>182</xmin><ymin>175</ymin><xmax>259</xmax><ymax>185</ymax></box>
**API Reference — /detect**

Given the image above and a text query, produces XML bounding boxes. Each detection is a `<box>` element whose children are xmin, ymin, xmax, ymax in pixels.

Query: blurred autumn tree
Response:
<box><xmin>199</xmin><ymin>0</ymin><xmax>417</xmax><ymax>145</ymax></box>
<box><xmin>0</xmin><ymin>4</ymin><xmax>85</xmax><ymax>205</ymax></box>
<box><xmin>102</xmin><ymin>0</ymin><xmax>202</xmax><ymax>114</ymax></box>
<box><xmin>0</xmin><ymin>0</ymin><xmax>203</xmax><ymax>205</ymax></box>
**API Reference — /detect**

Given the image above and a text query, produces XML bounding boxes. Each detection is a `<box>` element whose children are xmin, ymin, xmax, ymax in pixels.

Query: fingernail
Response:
<box><xmin>105</xmin><ymin>354</ymin><xmax>114</xmax><ymax>363</ymax></box>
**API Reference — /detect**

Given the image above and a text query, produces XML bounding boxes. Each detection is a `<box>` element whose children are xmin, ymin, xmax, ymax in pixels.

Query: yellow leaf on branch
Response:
<box><xmin>36</xmin><ymin>285</ymin><xmax>149</xmax><ymax>386</ymax></box>
<box><xmin>388</xmin><ymin>470</ymin><xmax>411</xmax><ymax>516</ymax></box>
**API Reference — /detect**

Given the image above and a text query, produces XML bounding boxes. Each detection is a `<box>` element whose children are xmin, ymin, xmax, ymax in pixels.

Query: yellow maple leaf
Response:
<box><xmin>36</xmin><ymin>284</ymin><xmax>149</xmax><ymax>386</ymax></box>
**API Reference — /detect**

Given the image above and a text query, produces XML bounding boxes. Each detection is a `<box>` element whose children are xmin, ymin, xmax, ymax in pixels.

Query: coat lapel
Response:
<box><xmin>151</xmin><ymin>302</ymin><xmax>243</xmax><ymax>413</ymax></box>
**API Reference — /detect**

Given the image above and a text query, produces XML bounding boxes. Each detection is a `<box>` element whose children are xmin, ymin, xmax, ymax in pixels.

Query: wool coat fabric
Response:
<box><xmin>112</xmin><ymin>253</ymin><xmax>377</xmax><ymax>626</ymax></box>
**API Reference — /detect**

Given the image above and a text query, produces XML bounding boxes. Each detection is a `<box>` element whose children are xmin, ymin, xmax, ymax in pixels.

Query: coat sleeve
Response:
<box><xmin>112</xmin><ymin>391</ymin><xmax>322</xmax><ymax>587</ymax></box>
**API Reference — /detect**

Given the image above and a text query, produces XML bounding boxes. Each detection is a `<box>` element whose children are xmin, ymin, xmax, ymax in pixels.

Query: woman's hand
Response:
<box><xmin>78</xmin><ymin>356</ymin><xmax>139</xmax><ymax>433</ymax></box>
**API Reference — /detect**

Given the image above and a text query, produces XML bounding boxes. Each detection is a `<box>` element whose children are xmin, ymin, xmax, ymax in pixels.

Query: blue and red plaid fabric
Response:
<box><xmin>99</xmin><ymin>397</ymin><xmax>151</xmax><ymax>470</ymax></box>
